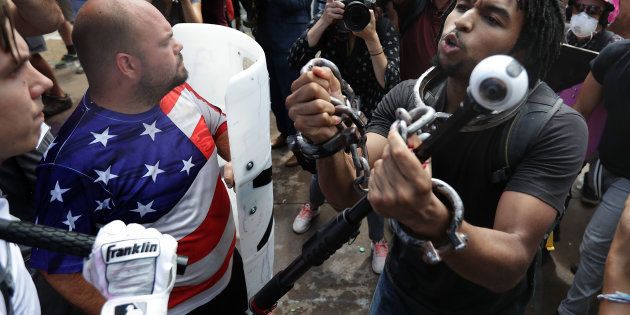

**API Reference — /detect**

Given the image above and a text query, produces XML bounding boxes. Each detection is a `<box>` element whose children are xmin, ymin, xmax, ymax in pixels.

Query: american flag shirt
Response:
<box><xmin>31</xmin><ymin>83</ymin><xmax>236</xmax><ymax>314</ymax></box>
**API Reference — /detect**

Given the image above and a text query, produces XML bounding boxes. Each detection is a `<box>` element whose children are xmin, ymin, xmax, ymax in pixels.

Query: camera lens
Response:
<box><xmin>343</xmin><ymin>1</ymin><xmax>370</xmax><ymax>32</ymax></box>
<box><xmin>479</xmin><ymin>78</ymin><xmax>507</xmax><ymax>103</ymax></box>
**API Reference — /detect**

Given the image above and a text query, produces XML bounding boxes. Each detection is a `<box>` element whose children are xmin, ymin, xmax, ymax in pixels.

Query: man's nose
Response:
<box><xmin>174</xmin><ymin>39</ymin><xmax>183</xmax><ymax>54</ymax></box>
<box><xmin>453</xmin><ymin>10</ymin><xmax>474</xmax><ymax>32</ymax></box>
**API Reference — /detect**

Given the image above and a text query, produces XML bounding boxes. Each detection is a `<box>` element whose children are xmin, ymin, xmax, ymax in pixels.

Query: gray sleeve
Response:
<box><xmin>505</xmin><ymin>106</ymin><xmax>588</xmax><ymax>215</ymax></box>
<box><xmin>367</xmin><ymin>80</ymin><xmax>417</xmax><ymax>137</ymax></box>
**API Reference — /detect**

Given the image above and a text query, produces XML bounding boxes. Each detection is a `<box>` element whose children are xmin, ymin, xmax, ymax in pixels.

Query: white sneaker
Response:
<box><xmin>292</xmin><ymin>203</ymin><xmax>320</xmax><ymax>234</ymax></box>
<box><xmin>371</xmin><ymin>240</ymin><xmax>388</xmax><ymax>274</ymax></box>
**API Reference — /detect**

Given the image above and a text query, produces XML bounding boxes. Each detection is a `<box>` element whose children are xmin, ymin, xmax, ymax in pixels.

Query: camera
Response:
<box><xmin>469</xmin><ymin>55</ymin><xmax>528</xmax><ymax>113</ymax></box>
<box><xmin>342</xmin><ymin>0</ymin><xmax>374</xmax><ymax>32</ymax></box>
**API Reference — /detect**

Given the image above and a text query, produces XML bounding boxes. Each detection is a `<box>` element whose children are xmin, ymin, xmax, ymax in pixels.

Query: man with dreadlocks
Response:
<box><xmin>286</xmin><ymin>0</ymin><xmax>586</xmax><ymax>314</ymax></box>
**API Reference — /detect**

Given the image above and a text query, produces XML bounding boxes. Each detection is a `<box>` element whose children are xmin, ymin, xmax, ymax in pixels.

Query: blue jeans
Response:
<box><xmin>558</xmin><ymin>177</ymin><xmax>630</xmax><ymax>315</ymax></box>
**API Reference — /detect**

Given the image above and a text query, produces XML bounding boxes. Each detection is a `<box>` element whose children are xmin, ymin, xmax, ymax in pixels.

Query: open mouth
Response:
<box><xmin>444</xmin><ymin>33</ymin><xmax>459</xmax><ymax>48</ymax></box>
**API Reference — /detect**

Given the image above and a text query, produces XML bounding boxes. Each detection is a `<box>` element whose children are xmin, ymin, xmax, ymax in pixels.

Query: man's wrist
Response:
<box><xmin>401</xmin><ymin>194</ymin><xmax>450</xmax><ymax>241</ymax></box>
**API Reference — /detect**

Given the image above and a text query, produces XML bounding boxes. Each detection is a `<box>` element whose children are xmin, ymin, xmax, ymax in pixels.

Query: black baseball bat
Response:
<box><xmin>0</xmin><ymin>218</ymin><xmax>188</xmax><ymax>275</ymax></box>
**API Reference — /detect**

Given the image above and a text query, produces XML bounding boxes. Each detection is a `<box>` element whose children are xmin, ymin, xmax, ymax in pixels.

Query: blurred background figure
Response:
<box><xmin>148</xmin><ymin>0</ymin><xmax>203</xmax><ymax>25</ymax></box>
<box><xmin>559</xmin><ymin>0</ymin><xmax>622</xmax><ymax>206</ymax></box>
<box><xmin>54</xmin><ymin>0</ymin><xmax>83</xmax><ymax>74</ymax></box>
<box><xmin>607</xmin><ymin>0</ymin><xmax>630</xmax><ymax>38</ymax></box>
<box><xmin>391</xmin><ymin>0</ymin><xmax>449</xmax><ymax>80</ymax></box>
<box><xmin>255</xmin><ymin>0</ymin><xmax>311</xmax><ymax>167</ymax></box>
<box><xmin>202</xmin><ymin>0</ymin><xmax>229</xmax><ymax>26</ymax></box>
<box><xmin>558</xmin><ymin>39</ymin><xmax>630</xmax><ymax>315</ymax></box>
<box><xmin>233</xmin><ymin>0</ymin><xmax>254</xmax><ymax>30</ymax></box>
<box><xmin>25</xmin><ymin>36</ymin><xmax>73</xmax><ymax>119</ymax></box>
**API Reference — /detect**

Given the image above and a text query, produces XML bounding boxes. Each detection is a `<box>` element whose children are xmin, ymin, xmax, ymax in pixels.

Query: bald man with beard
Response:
<box><xmin>30</xmin><ymin>0</ymin><xmax>247</xmax><ymax>314</ymax></box>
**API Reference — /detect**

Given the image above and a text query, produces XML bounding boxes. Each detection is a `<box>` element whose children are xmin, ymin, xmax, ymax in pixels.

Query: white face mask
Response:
<box><xmin>570</xmin><ymin>12</ymin><xmax>598</xmax><ymax>38</ymax></box>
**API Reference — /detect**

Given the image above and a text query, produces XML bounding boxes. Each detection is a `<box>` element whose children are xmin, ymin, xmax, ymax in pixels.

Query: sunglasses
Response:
<box><xmin>573</xmin><ymin>3</ymin><xmax>605</xmax><ymax>16</ymax></box>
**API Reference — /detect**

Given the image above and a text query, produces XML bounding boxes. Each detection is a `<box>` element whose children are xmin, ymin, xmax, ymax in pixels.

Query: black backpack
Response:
<box><xmin>491</xmin><ymin>83</ymin><xmax>565</xmax><ymax>185</ymax></box>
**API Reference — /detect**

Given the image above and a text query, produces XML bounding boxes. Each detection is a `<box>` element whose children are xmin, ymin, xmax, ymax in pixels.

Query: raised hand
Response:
<box><xmin>321</xmin><ymin>0</ymin><xmax>345</xmax><ymax>26</ymax></box>
<box><xmin>286</xmin><ymin>66</ymin><xmax>344</xmax><ymax>144</ymax></box>
<box><xmin>368</xmin><ymin>129</ymin><xmax>449</xmax><ymax>240</ymax></box>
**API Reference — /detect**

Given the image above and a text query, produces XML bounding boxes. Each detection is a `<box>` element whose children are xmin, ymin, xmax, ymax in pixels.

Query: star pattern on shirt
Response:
<box><xmin>140</xmin><ymin>120</ymin><xmax>162</xmax><ymax>141</ymax></box>
<box><xmin>180</xmin><ymin>156</ymin><xmax>195</xmax><ymax>175</ymax></box>
<box><xmin>90</xmin><ymin>127</ymin><xmax>116</xmax><ymax>147</ymax></box>
<box><xmin>62</xmin><ymin>210</ymin><xmax>81</xmax><ymax>231</ymax></box>
<box><xmin>95</xmin><ymin>198</ymin><xmax>112</xmax><ymax>211</ymax></box>
<box><xmin>94</xmin><ymin>166</ymin><xmax>119</xmax><ymax>185</ymax></box>
<box><xmin>43</xmin><ymin>142</ymin><xmax>57</xmax><ymax>160</ymax></box>
<box><xmin>143</xmin><ymin>161</ymin><xmax>165</xmax><ymax>182</ymax></box>
<box><xmin>131</xmin><ymin>200</ymin><xmax>156</xmax><ymax>218</ymax></box>
<box><xmin>49</xmin><ymin>181</ymin><xmax>70</xmax><ymax>203</ymax></box>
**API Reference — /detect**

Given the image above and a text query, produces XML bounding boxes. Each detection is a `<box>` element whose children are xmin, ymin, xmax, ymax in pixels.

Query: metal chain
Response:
<box><xmin>297</xmin><ymin>58</ymin><xmax>370</xmax><ymax>193</ymax></box>
<box><xmin>387</xmin><ymin>67</ymin><xmax>469</xmax><ymax>262</ymax></box>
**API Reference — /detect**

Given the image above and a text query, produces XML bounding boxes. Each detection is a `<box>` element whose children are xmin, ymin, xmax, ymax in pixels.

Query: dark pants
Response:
<box><xmin>266</xmin><ymin>51</ymin><xmax>298</xmax><ymax>136</ymax></box>
<box><xmin>188</xmin><ymin>250</ymin><xmax>248</xmax><ymax>314</ymax></box>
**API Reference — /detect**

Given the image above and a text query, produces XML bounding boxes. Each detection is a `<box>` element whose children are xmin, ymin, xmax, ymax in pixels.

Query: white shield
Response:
<box><xmin>173</xmin><ymin>24</ymin><xmax>274</xmax><ymax>300</ymax></box>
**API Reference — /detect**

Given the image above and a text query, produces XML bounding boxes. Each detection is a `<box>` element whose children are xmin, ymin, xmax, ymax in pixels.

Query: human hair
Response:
<box><xmin>72</xmin><ymin>0</ymin><xmax>138</xmax><ymax>89</ymax></box>
<box><xmin>437</xmin><ymin>0</ymin><xmax>565</xmax><ymax>87</ymax></box>
<box><xmin>512</xmin><ymin>0</ymin><xmax>565</xmax><ymax>87</ymax></box>
<box><xmin>0</xmin><ymin>0</ymin><xmax>19</xmax><ymax>63</ymax></box>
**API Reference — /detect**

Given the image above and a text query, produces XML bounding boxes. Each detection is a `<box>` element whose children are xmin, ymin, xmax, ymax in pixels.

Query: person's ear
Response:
<box><xmin>115</xmin><ymin>52</ymin><xmax>141</xmax><ymax>80</ymax></box>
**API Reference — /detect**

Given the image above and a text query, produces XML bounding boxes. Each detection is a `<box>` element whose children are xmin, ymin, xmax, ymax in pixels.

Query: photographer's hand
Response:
<box><xmin>321</xmin><ymin>0</ymin><xmax>345</xmax><ymax>26</ymax></box>
<box><xmin>353</xmin><ymin>9</ymin><xmax>377</xmax><ymax>43</ymax></box>
<box><xmin>308</xmin><ymin>0</ymin><xmax>345</xmax><ymax>47</ymax></box>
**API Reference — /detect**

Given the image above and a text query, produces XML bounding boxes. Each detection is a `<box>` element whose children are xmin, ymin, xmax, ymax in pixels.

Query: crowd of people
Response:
<box><xmin>0</xmin><ymin>0</ymin><xmax>629</xmax><ymax>314</ymax></box>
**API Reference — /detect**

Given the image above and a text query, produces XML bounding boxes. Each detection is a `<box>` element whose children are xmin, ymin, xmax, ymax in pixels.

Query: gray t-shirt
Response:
<box><xmin>367</xmin><ymin>79</ymin><xmax>587</xmax><ymax>314</ymax></box>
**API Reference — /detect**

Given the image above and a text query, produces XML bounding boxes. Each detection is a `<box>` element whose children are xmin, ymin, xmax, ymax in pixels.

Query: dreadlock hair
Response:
<box><xmin>435</xmin><ymin>0</ymin><xmax>565</xmax><ymax>88</ymax></box>
<box><xmin>0</xmin><ymin>0</ymin><xmax>19</xmax><ymax>63</ymax></box>
<box><xmin>512</xmin><ymin>0</ymin><xmax>565</xmax><ymax>87</ymax></box>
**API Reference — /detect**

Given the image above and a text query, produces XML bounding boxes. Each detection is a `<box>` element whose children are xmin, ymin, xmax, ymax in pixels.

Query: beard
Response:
<box><xmin>433</xmin><ymin>30</ymin><xmax>476</xmax><ymax>82</ymax></box>
<box><xmin>137</xmin><ymin>54</ymin><xmax>188</xmax><ymax>105</ymax></box>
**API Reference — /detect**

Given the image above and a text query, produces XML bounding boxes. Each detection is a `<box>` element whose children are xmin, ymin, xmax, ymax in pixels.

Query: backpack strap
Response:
<box><xmin>491</xmin><ymin>83</ymin><xmax>564</xmax><ymax>184</ymax></box>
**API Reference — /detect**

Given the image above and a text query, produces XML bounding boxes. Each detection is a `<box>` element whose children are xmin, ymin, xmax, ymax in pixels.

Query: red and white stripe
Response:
<box><xmin>153</xmin><ymin>85</ymin><xmax>235</xmax><ymax>314</ymax></box>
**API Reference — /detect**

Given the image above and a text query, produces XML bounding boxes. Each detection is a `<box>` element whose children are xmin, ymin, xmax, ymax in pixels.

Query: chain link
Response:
<box><xmin>295</xmin><ymin>58</ymin><xmax>370</xmax><ymax>193</ymax></box>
